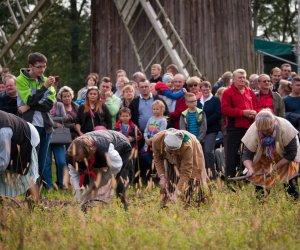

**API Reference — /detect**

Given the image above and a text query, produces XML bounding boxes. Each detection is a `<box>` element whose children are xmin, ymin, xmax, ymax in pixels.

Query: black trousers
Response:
<box><xmin>225</xmin><ymin>128</ymin><xmax>247</xmax><ymax>178</ymax></box>
<box><xmin>255</xmin><ymin>177</ymin><xmax>299</xmax><ymax>200</ymax></box>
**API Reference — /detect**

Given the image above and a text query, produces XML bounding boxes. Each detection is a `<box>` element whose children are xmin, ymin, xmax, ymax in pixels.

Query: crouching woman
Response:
<box><xmin>0</xmin><ymin>110</ymin><xmax>39</xmax><ymax>202</ymax></box>
<box><xmin>152</xmin><ymin>128</ymin><xmax>210</xmax><ymax>207</ymax></box>
<box><xmin>67</xmin><ymin>130</ymin><xmax>132</xmax><ymax>210</ymax></box>
<box><xmin>242</xmin><ymin>109</ymin><xmax>300</xmax><ymax>199</ymax></box>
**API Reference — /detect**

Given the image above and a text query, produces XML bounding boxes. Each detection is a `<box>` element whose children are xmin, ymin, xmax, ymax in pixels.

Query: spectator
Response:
<box><xmin>114</xmin><ymin>76</ymin><xmax>129</xmax><ymax>99</ymax></box>
<box><xmin>57</xmin><ymin>86</ymin><xmax>79</xmax><ymax>140</ymax></box>
<box><xmin>186</xmin><ymin>76</ymin><xmax>202</xmax><ymax>99</ymax></box>
<box><xmin>129</xmin><ymin>80</ymin><xmax>168</xmax><ymax>134</ymax></box>
<box><xmin>221</xmin><ymin>68</ymin><xmax>257</xmax><ymax>178</ymax></box>
<box><xmin>281</xmin><ymin>63</ymin><xmax>292</xmax><ymax>81</ymax></box>
<box><xmin>284</xmin><ymin>76</ymin><xmax>300</xmax><ymax>130</ymax></box>
<box><xmin>198</xmin><ymin>81</ymin><xmax>221</xmax><ymax>180</ymax></box>
<box><xmin>114</xmin><ymin>107</ymin><xmax>142</xmax><ymax>183</ymax></box>
<box><xmin>180</xmin><ymin>92</ymin><xmax>207</xmax><ymax>142</ymax></box>
<box><xmin>132</xmin><ymin>71</ymin><xmax>146</xmax><ymax>85</ymax></box>
<box><xmin>212</xmin><ymin>71</ymin><xmax>232</xmax><ymax>95</ymax></box>
<box><xmin>75</xmin><ymin>86</ymin><xmax>112</xmax><ymax>135</ymax></box>
<box><xmin>165</xmin><ymin>64</ymin><xmax>179</xmax><ymax>76</ymax></box>
<box><xmin>0</xmin><ymin>74</ymin><xmax>18</xmax><ymax>115</ymax></box>
<box><xmin>155</xmin><ymin>76</ymin><xmax>185</xmax><ymax>111</ymax></box>
<box><xmin>45</xmin><ymin>100</ymin><xmax>67</xmax><ymax>190</ymax></box>
<box><xmin>114</xmin><ymin>69</ymin><xmax>127</xmax><ymax>92</ymax></box>
<box><xmin>16</xmin><ymin>52</ymin><xmax>56</xmax><ymax>187</ymax></box>
<box><xmin>284</xmin><ymin>77</ymin><xmax>300</xmax><ymax>114</ymax></box>
<box><xmin>169</xmin><ymin>74</ymin><xmax>188</xmax><ymax>129</ymax></box>
<box><xmin>278</xmin><ymin>79</ymin><xmax>292</xmax><ymax>97</ymax></box>
<box><xmin>120</xmin><ymin>84</ymin><xmax>135</xmax><ymax>109</ymax></box>
<box><xmin>256</xmin><ymin>74</ymin><xmax>285</xmax><ymax>117</ymax></box>
<box><xmin>143</xmin><ymin>100</ymin><xmax>168</xmax><ymax>155</ymax></box>
<box><xmin>162</xmin><ymin>73</ymin><xmax>173</xmax><ymax>88</ymax></box>
<box><xmin>149</xmin><ymin>64</ymin><xmax>162</xmax><ymax>83</ymax></box>
<box><xmin>248</xmin><ymin>74</ymin><xmax>259</xmax><ymax>93</ymax></box>
<box><xmin>77</xmin><ymin>74</ymin><xmax>98</xmax><ymax>101</ymax></box>
<box><xmin>114</xmin><ymin>107</ymin><xmax>142</xmax><ymax>148</ymax></box>
<box><xmin>99</xmin><ymin>77</ymin><xmax>121</xmax><ymax>128</ymax></box>
<box><xmin>270</xmin><ymin>67</ymin><xmax>281</xmax><ymax>92</ymax></box>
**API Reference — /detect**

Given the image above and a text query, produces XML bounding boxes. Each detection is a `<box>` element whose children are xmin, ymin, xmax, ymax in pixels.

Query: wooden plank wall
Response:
<box><xmin>90</xmin><ymin>0</ymin><xmax>255</xmax><ymax>82</ymax></box>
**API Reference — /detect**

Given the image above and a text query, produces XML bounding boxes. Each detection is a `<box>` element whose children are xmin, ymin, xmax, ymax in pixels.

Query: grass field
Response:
<box><xmin>1</xmin><ymin>183</ymin><xmax>300</xmax><ymax>250</ymax></box>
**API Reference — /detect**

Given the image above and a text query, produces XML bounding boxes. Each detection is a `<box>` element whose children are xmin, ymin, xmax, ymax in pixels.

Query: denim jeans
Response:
<box><xmin>35</xmin><ymin>126</ymin><xmax>52</xmax><ymax>188</ymax></box>
<box><xmin>45</xmin><ymin>144</ymin><xmax>66</xmax><ymax>189</ymax></box>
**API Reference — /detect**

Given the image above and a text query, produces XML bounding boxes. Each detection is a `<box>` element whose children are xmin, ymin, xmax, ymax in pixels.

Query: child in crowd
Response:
<box><xmin>155</xmin><ymin>74</ymin><xmax>186</xmax><ymax>111</ymax></box>
<box><xmin>142</xmin><ymin>100</ymin><xmax>168</xmax><ymax>164</ymax></box>
<box><xmin>114</xmin><ymin>107</ymin><xmax>142</xmax><ymax>183</ymax></box>
<box><xmin>180</xmin><ymin>92</ymin><xmax>207</xmax><ymax>142</ymax></box>
<box><xmin>114</xmin><ymin>107</ymin><xmax>142</xmax><ymax>148</ymax></box>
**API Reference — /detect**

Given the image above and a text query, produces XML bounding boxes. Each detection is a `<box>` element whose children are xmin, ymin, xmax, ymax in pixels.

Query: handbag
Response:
<box><xmin>50</xmin><ymin>127</ymin><xmax>72</xmax><ymax>145</ymax></box>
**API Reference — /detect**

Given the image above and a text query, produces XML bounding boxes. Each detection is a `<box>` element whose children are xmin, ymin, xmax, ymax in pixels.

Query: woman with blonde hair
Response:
<box><xmin>114</xmin><ymin>76</ymin><xmax>130</xmax><ymax>99</ymax></box>
<box><xmin>57</xmin><ymin>86</ymin><xmax>79</xmax><ymax>140</ymax></box>
<box><xmin>242</xmin><ymin>109</ymin><xmax>300</xmax><ymax>199</ymax></box>
<box><xmin>277</xmin><ymin>79</ymin><xmax>292</xmax><ymax>97</ymax></box>
<box><xmin>121</xmin><ymin>84</ymin><xmax>135</xmax><ymax>108</ymax></box>
<box><xmin>75</xmin><ymin>86</ymin><xmax>112</xmax><ymax>135</ymax></box>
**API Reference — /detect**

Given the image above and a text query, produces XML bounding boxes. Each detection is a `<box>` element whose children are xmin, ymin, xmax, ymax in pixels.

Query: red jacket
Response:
<box><xmin>170</xmin><ymin>97</ymin><xmax>187</xmax><ymax>129</ymax></box>
<box><xmin>221</xmin><ymin>84</ymin><xmax>257</xmax><ymax>129</ymax></box>
<box><xmin>114</xmin><ymin>119</ymin><xmax>142</xmax><ymax>148</ymax></box>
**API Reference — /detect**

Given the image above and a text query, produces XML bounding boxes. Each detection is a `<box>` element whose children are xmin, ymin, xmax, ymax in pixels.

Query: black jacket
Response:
<box><xmin>0</xmin><ymin>110</ymin><xmax>32</xmax><ymax>175</ymax></box>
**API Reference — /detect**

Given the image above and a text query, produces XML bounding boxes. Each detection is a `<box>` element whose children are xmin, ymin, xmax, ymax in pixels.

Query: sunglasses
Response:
<box><xmin>188</xmin><ymin>84</ymin><xmax>198</xmax><ymax>88</ymax></box>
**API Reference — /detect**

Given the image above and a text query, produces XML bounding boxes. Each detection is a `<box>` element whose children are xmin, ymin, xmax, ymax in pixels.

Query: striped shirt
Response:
<box><xmin>187</xmin><ymin>111</ymin><xmax>199</xmax><ymax>137</ymax></box>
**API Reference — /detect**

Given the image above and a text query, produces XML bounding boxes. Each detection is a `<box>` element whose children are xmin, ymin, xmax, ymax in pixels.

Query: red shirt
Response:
<box><xmin>221</xmin><ymin>84</ymin><xmax>257</xmax><ymax>128</ymax></box>
<box><xmin>256</xmin><ymin>91</ymin><xmax>274</xmax><ymax>113</ymax></box>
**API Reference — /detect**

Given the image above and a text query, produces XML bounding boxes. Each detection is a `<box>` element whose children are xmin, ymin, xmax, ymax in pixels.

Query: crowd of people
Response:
<box><xmin>0</xmin><ymin>52</ymin><xmax>300</xmax><ymax>209</ymax></box>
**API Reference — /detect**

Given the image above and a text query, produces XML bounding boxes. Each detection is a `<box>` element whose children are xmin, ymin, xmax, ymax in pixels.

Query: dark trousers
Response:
<box><xmin>255</xmin><ymin>177</ymin><xmax>299</xmax><ymax>200</ymax></box>
<box><xmin>225</xmin><ymin>128</ymin><xmax>247</xmax><ymax>178</ymax></box>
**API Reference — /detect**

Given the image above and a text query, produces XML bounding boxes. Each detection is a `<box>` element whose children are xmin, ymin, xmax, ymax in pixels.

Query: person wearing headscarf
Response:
<box><xmin>242</xmin><ymin>109</ymin><xmax>300</xmax><ymax>199</ymax></box>
<box><xmin>152</xmin><ymin>128</ymin><xmax>210</xmax><ymax>207</ymax></box>
<box><xmin>67</xmin><ymin>130</ymin><xmax>132</xmax><ymax>210</ymax></box>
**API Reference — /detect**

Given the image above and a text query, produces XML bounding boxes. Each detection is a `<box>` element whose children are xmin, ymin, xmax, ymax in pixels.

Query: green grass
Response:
<box><xmin>1</xmin><ymin>183</ymin><xmax>300</xmax><ymax>250</ymax></box>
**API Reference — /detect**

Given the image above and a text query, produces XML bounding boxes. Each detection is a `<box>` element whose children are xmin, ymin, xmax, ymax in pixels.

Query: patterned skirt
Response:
<box><xmin>163</xmin><ymin>161</ymin><xmax>208</xmax><ymax>207</ymax></box>
<box><xmin>249</xmin><ymin>151</ymin><xmax>299</xmax><ymax>189</ymax></box>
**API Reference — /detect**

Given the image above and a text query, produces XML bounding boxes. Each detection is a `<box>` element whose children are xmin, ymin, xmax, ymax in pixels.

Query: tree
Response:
<box><xmin>251</xmin><ymin>0</ymin><xmax>297</xmax><ymax>43</ymax></box>
<box><xmin>3</xmin><ymin>0</ymin><xmax>90</xmax><ymax>92</ymax></box>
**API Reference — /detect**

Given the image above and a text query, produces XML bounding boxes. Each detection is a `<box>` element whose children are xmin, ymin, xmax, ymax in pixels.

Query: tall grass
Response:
<box><xmin>1</xmin><ymin>184</ymin><xmax>300</xmax><ymax>250</ymax></box>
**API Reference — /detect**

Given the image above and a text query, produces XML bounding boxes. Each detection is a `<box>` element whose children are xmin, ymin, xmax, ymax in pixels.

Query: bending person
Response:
<box><xmin>152</xmin><ymin>128</ymin><xmax>210</xmax><ymax>207</ymax></box>
<box><xmin>67</xmin><ymin>130</ymin><xmax>132</xmax><ymax>210</ymax></box>
<box><xmin>0</xmin><ymin>110</ymin><xmax>39</xmax><ymax>202</ymax></box>
<box><xmin>242</xmin><ymin>109</ymin><xmax>300</xmax><ymax>199</ymax></box>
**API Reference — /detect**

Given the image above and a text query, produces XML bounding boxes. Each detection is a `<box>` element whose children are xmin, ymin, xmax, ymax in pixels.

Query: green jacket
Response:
<box><xmin>16</xmin><ymin>68</ymin><xmax>56</xmax><ymax>133</ymax></box>
<box><xmin>102</xmin><ymin>93</ymin><xmax>121</xmax><ymax>128</ymax></box>
<box><xmin>179</xmin><ymin>108</ymin><xmax>207</xmax><ymax>141</ymax></box>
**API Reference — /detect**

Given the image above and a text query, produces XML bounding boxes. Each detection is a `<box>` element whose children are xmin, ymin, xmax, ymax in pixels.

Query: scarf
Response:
<box><xmin>260</xmin><ymin>135</ymin><xmax>275</xmax><ymax>158</ymax></box>
<box><xmin>79</xmin><ymin>156</ymin><xmax>96</xmax><ymax>187</ymax></box>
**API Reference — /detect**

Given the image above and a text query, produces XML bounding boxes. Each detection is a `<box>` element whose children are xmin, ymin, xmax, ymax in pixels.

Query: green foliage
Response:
<box><xmin>4</xmin><ymin>0</ymin><xmax>90</xmax><ymax>92</ymax></box>
<box><xmin>252</xmin><ymin>0</ymin><xmax>297</xmax><ymax>43</ymax></box>
<box><xmin>1</xmin><ymin>185</ymin><xmax>300</xmax><ymax>249</ymax></box>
